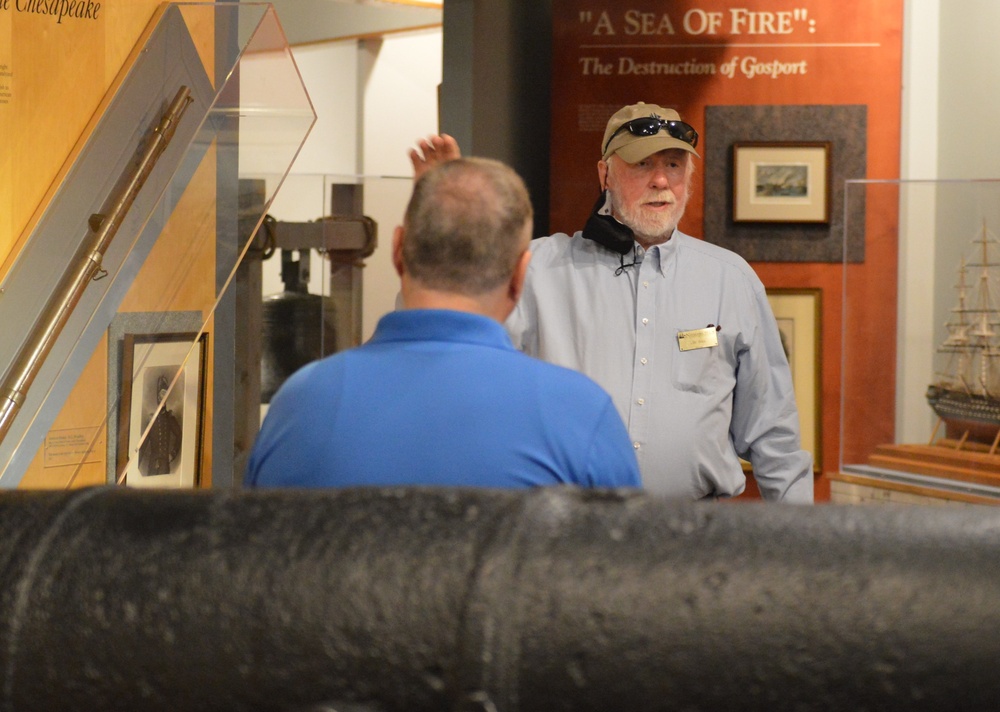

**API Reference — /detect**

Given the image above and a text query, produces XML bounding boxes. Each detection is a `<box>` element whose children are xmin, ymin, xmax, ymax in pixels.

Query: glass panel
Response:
<box><xmin>840</xmin><ymin>178</ymin><xmax>1000</xmax><ymax>499</ymax></box>
<box><xmin>249</xmin><ymin>173</ymin><xmax>409</xmax><ymax>428</ymax></box>
<box><xmin>0</xmin><ymin>3</ymin><xmax>314</xmax><ymax>488</ymax></box>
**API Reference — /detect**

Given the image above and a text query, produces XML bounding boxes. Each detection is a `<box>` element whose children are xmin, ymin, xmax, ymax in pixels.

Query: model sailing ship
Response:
<box><xmin>925</xmin><ymin>221</ymin><xmax>1000</xmax><ymax>445</ymax></box>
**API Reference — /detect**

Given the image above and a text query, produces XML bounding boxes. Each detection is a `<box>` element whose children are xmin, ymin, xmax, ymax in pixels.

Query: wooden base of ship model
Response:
<box><xmin>869</xmin><ymin>437</ymin><xmax>1000</xmax><ymax>488</ymax></box>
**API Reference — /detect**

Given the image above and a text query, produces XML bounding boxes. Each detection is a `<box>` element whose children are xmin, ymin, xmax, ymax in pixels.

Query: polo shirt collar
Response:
<box><xmin>370</xmin><ymin>309</ymin><xmax>514</xmax><ymax>350</ymax></box>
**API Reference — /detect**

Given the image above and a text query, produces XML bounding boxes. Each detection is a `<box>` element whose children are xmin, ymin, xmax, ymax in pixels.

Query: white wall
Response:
<box><xmin>895</xmin><ymin>0</ymin><xmax>940</xmax><ymax>443</ymax></box>
<box><xmin>262</xmin><ymin>29</ymin><xmax>443</xmax><ymax>339</ymax></box>
<box><xmin>282</xmin><ymin>42</ymin><xmax>362</xmax><ymax>179</ymax></box>
<box><xmin>896</xmin><ymin>0</ymin><xmax>1000</xmax><ymax>444</ymax></box>
<box><xmin>360</xmin><ymin>29</ymin><xmax>444</xmax><ymax>337</ymax></box>
<box><xmin>260</xmin><ymin>41</ymin><xmax>362</xmax><ymax>299</ymax></box>
<box><xmin>936</xmin><ymin>0</ymin><xmax>1000</xmax><ymax>181</ymax></box>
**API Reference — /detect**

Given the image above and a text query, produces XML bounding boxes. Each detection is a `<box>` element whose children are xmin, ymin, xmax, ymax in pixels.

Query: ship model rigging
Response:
<box><xmin>926</xmin><ymin>220</ymin><xmax>1000</xmax><ymax>452</ymax></box>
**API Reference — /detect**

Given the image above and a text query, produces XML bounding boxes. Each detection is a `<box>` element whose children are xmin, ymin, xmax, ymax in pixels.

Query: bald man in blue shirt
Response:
<box><xmin>245</xmin><ymin>158</ymin><xmax>640</xmax><ymax>490</ymax></box>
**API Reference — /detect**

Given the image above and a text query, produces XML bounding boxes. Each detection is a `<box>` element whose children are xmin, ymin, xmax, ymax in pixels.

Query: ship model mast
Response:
<box><xmin>927</xmin><ymin>220</ymin><xmax>1000</xmax><ymax>450</ymax></box>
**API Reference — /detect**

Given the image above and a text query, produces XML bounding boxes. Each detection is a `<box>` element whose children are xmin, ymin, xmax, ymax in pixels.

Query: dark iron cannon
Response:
<box><xmin>1</xmin><ymin>485</ymin><xmax>999</xmax><ymax>711</ymax></box>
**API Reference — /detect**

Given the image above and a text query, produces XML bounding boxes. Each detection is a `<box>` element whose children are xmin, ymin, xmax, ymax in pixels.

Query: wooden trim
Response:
<box><xmin>380</xmin><ymin>0</ymin><xmax>441</xmax><ymax>7</ymax></box>
<box><xmin>289</xmin><ymin>22</ymin><xmax>442</xmax><ymax>48</ymax></box>
<box><xmin>829</xmin><ymin>470</ymin><xmax>1000</xmax><ymax>506</ymax></box>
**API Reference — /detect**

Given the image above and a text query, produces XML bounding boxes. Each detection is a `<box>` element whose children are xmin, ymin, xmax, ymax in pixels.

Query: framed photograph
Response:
<box><xmin>116</xmin><ymin>331</ymin><xmax>208</xmax><ymax>488</ymax></box>
<box><xmin>767</xmin><ymin>288</ymin><xmax>822</xmax><ymax>472</ymax></box>
<box><xmin>733</xmin><ymin>142</ymin><xmax>831</xmax><ymax>224</ymax></box>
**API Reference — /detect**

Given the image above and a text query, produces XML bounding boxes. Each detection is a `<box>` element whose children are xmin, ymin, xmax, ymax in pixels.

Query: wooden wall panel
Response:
<box><xmin>2</xmin><ymin>2</ymin><xmax>219</xmax><ymax>489</ymax></box>
<box><xmin>0</xmin><ymin>8</ymin><xmax>11</xmax><ymax>257</ymax></box>
<box><xmin>2</xmin><ymin>4</ymin><xmax>157</xmax><ymax>263</ymax></box>
<box><xmin>17</xmin><ymin>339</ymin><xmax>108</xmax><ymax>489</ymax></box>
<box><xmin>118</xmin><ymin>144</ymin><xmax>218</xmax><ymax>315</ymax></box>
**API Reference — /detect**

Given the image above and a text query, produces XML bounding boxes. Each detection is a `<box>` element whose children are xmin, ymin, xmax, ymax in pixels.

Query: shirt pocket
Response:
<box><xmin>670</xmin><ymin>341</ymin><xmax>725</xmax><ymax>394</ymax></box>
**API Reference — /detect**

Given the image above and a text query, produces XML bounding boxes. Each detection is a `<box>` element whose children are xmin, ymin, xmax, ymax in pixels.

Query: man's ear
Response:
<box><xmin>508</xmin><ymin>248</ymin><xmax>532</xmax><ymax>304</ymax></box>
<box><xmin>391</xmin><ymin>226</ymin><xmax>405</xmax><ymax>277</ymax></box>
<box><xmin>597</xmin><ymin>159</ymin><xmax>609</xmax><ymax>192</ymax></box>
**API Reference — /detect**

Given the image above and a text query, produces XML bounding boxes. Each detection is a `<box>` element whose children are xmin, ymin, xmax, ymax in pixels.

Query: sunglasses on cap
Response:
<box><xmin>603</xmin><ymin>117</ymin><xmax>699</xmax><ymax>156</ymax></box>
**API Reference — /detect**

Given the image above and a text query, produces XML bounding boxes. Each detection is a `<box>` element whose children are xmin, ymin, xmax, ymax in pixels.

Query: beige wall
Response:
<box><xmin>0</xmin><ymin>2</ymin><xmax>217</xmax><ymax>488</ymax></box>
<box><xmin>0</xmin><ymin>3</ymin><xmax>165</xmax><ymax>269</ymax></box>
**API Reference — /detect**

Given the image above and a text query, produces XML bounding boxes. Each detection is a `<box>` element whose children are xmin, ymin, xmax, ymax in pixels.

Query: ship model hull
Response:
<box><xmin>926</xmin><ymin>384</ymin><xmax>1000</xmax><ymax>442</ymax></box>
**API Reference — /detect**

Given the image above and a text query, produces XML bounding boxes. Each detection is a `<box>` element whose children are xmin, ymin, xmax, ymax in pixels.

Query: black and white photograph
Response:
<box><xmin>117</xmin><ymin>332</ymin><xmax>207</xmax><ymax>488</ymax></box>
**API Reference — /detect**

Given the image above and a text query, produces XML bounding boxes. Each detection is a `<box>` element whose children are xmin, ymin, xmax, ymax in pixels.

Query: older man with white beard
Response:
<box><xmin>411</xmin><ymin>102</ymin><xmax>813</xmax><ymax>503</ymax></box>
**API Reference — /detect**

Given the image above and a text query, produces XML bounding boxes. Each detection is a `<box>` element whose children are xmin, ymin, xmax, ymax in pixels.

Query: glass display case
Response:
<box><xmin>835</xmin><ymin>178</ymin><xmax>1000</xmax><ymax>505</ymax></box>
<box><xmin>241</xmin><ymin>171</ymin><xmax>410</xmax><ymax>417</ymax></box>
<box><xmin>0</xmin><ymin>3</ymin><xmax>314</xmax><ymax>488</ymax></box>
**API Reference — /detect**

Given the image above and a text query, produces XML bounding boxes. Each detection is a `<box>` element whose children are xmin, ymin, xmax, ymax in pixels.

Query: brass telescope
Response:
<box><xmin>0</xmin><ymin>86</ymin><xmax>194</xmax><ymax>447</ymax></box>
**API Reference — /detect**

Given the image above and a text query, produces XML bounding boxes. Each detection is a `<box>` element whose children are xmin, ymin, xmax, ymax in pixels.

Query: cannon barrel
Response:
<box><xmin>1</xmin><ymin>485</ymin><xmax>1000</xmax><ymax>711</ymax></box>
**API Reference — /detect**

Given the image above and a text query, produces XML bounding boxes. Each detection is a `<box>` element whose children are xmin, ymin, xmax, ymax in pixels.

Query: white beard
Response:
<box><xmin>609</xmin><ymin>189</ymin><xmax>687</xmax><ymax>244</ymax></box>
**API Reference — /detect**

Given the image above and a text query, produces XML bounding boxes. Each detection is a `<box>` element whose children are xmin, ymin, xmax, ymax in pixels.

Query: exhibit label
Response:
<box><xmin>0</xmin><ymin>0</ymin><xmax>102</xmax><ymax>24</ymax></box>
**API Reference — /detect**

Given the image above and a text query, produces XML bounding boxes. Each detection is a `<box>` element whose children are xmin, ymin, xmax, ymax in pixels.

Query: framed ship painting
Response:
<box><xmin>767</xmin><ymin>288</ymin><xmax>822</xmax><ymax>471</ymax></box>
<box><xmin>733</xmin><ymin>142</ymin><xmax>832</xmax><ymax>224</ymax></box>
<box><xmin>116</xmin><ymin>331</ymin><xmax>208</xmax><ymax>488</ymax></box>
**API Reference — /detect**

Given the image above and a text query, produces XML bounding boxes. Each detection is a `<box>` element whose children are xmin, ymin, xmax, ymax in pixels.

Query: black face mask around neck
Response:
<box><xmin>580</xmin><ymin>191</ymin><xmax>638</xmax><ymax>274</ymax></box>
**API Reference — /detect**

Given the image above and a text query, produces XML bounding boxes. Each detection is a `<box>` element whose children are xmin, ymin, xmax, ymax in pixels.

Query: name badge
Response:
<box><xmin>677</xmin><ymin>326</ymin><xmax>719</xmax><ymax>352</ymax></box>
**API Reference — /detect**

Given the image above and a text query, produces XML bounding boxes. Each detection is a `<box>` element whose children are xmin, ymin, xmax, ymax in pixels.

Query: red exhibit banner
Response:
<box><xmin>549</xmin><ymin>0</ymin><xmax>903</xmax><ymax>237</ymax></box>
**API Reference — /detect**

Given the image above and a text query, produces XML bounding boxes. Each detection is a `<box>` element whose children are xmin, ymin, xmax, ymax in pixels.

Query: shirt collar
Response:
<box><xmin>631</xmin><ymin>235</ymin><xmax>678</xmax><ymax>276</ymax></box>
<box><xmin>370</xmin><ymin>309</ymin><xmax>515</xmax><ymax>350</ymax></box>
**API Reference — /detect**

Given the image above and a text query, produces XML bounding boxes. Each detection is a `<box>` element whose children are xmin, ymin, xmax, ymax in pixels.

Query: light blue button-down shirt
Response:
<box><xmin>506</xmin><ymin>229</ymin><xmax>813</xmax><ymax>502</ymax></box>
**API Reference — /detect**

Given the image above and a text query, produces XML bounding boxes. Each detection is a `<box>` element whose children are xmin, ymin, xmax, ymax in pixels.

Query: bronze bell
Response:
<box><xmin>260</xmin><ymin>249</ymin><xmax>337</xmax><ymax>403</ymax></box>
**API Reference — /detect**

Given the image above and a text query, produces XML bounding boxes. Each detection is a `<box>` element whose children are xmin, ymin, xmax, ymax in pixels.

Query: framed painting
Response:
<box><xmin>116</xmin><ymin>331</ymin><xmax>208</xmax><ymax>487</ymax></box>
<box><xmin>733</xmin><ymin>142</ymin><xmax>832</xmax><ymax>224</ymax></box>
<box><xmin>767</xmin><ymin>288</ymin><xmax>822</xmax><ymax>471</ymax></box>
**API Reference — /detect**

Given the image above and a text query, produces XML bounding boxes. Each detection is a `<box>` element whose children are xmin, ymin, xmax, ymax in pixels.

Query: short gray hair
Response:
<box><xmin>402</xmin><ymin>157</ymin><xmax>533</xmax><ymax>295</ymax></box>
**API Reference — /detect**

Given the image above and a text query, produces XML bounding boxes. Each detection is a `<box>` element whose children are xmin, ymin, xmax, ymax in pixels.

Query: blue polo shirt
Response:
<box><xmin>244</xmin><ymin>309</ymin><xmax>640</xmax><ymax>489</ymax></box>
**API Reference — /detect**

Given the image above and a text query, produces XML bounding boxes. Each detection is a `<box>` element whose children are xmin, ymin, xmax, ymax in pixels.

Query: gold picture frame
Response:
<box><xmin>767</xmin><ymin>288</ymin><xmax>822</xmax><ymax>472</ymax></box>
<box><xmin>116</xmin><ymin>331</ymin><xmax>208</xmax><ymax>488</ymax></box>
<box><xmin>733</xmin><ymin>141</ymin><xmax>832</xmax><ymax>224</ymax></box>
